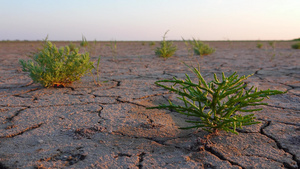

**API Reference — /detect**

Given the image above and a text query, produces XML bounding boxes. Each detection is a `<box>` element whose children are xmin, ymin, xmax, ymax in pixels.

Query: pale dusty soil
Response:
<box><xmin>0</xmin><ymin>41</ymin><xmax>299</xmax><ymax>169</ymax></box>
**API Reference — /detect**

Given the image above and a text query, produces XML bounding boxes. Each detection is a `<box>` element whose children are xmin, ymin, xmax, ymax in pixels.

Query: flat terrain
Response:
<box><xmin>0</xmin><ymin>41</ymin><xmax>299</xmax><ymax>169</ymax></box>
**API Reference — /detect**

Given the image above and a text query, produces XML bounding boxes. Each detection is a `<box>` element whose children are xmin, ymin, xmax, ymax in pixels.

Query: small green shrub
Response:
<box><xmin>68</xmin><ymin>42</ymin><xmax>77</xmax><ymax>52</ymax></box>
<box><xmin>80</xmin><ymin>35</ymin><xmax>89</xmax><ymax>47</ymax></box>
<box><xmin>148</xmin><ymin>65</ymin><xmax>286</xmax><ymax>134</ymax></box>
<box><xmin>291</xmin><ymin>42</ymin><xmax>300</xmax><ymax>49</ymax></box>
<box><xmin>268</xmin><ymin>41</ymin><xmax>275</xmax><ymax>49</ymax></box>
<box><xmin>190</xmin><ymin>39</ymin><xmax>215</xmax><ymax>56</ymax></box>
<box><xmin>256</xmin><ymin>43</ymin><xmax>263</xmax><ymax>49</ymax></box>
<box><xmin>155</xmin><ymin>31</ymin><xmax>177</xmax><ymax>59</ymax></box>
<box><xmin>19</xmin><ymin>41</ymin><xmax>94</xmax><ymax>87</ymax></box>
<box><xmin>149</xmin><ymin>41</ymin><xmax>156</xmax><ymax>46</ymax></box>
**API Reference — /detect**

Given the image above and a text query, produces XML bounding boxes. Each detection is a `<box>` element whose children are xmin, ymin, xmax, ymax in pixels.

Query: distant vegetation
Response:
<box><xmin>292</xmin><ymin>38</ymin><xmax>300</xmax><ymax>41</ymax></box>
<box><xmin>190</xmin><ymin>39</ymin><xmax>215</xmax><ymax>56</ymax></box>
<box><xmin>268</xmin><ymin>41</ymin><xmax>276</xmax><ymax>49</ymax></box>
<box><xmin>155</xmin><ymin>30</ymin><xmax>177</xmax><ymax>59</ymax></box>
<box><xmin>80</xmin><ymin>35</ymin><xmax>89</xmax><ymax>47</ymax></box>
<box><xmin>256</xmin><ymin>43</ymin><xmax>263</xmax><ymax>49</ymax></box>
<box><xmin>291</xmin><ymin>42</ymin><xmax>300</xmax><ymax>49</ymax></box>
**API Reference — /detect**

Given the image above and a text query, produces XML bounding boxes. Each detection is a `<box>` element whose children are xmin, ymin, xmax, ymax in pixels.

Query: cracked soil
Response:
<box><xmin>0</xmin><ymin>41</ymin><xmax>299</xmax><ymax>169</ymax></box>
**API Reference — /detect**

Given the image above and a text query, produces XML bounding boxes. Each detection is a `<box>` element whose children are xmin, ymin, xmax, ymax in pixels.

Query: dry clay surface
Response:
<box><xmin>0</xmin><ymin>41</ymin><xmax>299</xmax><ymax>169</ymax></box>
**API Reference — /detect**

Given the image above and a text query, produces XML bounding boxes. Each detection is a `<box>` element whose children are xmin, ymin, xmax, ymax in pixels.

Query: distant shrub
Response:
<box><xmin>190</xmin><ymin>39</ymin><xmax>215</xmax><ymax>56</ymax></box>
<box><xmin>149</xmin><ymin>41</ymin><xmax>156</xmax><ymax>46</ymax></box>
<box><xmin>268</xmin><ymin>41</ymin><xmax>275</xmax><ymax>49</ymax></box>
<box><xmin>80</xmin><ymin>35</ymin><xmax>89</xmax><ymax>47</ymax></box>
<box><xmin>141</xmin><ymin>42</ymin><xmax>146</xmax><ymax>46</ymax></box>
<box><xmin>182</xmin><ymin>37</ymin><xmax>194</xmax><ymax>57</ymax></box>
<box><xmin>256</xmin><ymin>43</ymin><xmax>263</xmax><ymax>49</ymax></box>
<box><xmin>68</xmin><ymin>42</ymin><xmax>77</xmax><ymax>52</ymax></box>
<box><xmin>155</xmin><ymin>31</ymin><xmax>177</xmax><ymax>59</ymax></box>
<box><xmin>291</xmin><ymin>42</ymin><xmax>300</xmax><ymax>49</ymax></box>
<box><xmin>19</xmin><ymin>41</ymin><xmax>94</xmax><ymax>87</ymax></box>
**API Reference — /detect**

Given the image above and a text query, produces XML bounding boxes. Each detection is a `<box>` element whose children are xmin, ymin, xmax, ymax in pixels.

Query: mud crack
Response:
<box><xmin>1</xmin><ymin>123</ymin><xmax>43</xmax><ymax>138</ymax></box>
<box><xmin>137</xmin><ymin>152</ymin><xmax>146</xmax><ymax>169</ymax></box>
<box><xmin>260</xmin><ymin>121</ymin><xmax>299</xmax><ymax>168</ymax></box>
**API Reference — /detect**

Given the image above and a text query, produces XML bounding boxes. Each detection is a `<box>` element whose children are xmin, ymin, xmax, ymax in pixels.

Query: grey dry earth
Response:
<box><xmin>0</xmin><ymin>41</ymin><xmax>299</xmax><ymax>169</ymax></box>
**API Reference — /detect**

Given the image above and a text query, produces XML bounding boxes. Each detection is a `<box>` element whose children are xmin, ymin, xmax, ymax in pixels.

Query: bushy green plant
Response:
<box><xmin>149</xmin><ymin>41</ymin><xmax>156</xmax><ymax>46</ymax></box>
<box><xmin>256</xmin><ymin>43</ymin><xmax>263</xmax><ymax>49</ymax></box>
<box><xmin>291</xmin><ymin>42</ymin><xmax>300</xmax><ymax>49</ymax></box>
<box><xmin>19</xmin><ymin>41</ymin><xmax>94</xmax><ymax>87</ymax></box>
<box><xmin>155</xmin><ymin>31</ymin><xmax>177</xmax><ymax>59</ymax></box>
<box><xmin>190</xmin><ymin>39</ymin><xmax>215</xmax><ymax>56</ymax></box>
<box><xmin>80</xmin><ymin>35</ymin><xmax>89</xmax><ymax>47</ymax></box>
<box><xmin>68</xmin><ymin>42</ymin><xmax>77</xmax><ymax>52</ymax></box>
<box><xmin>148</xmin><ymin>65</ymin><xmax>285</xmax><ymax>134</ymax></box>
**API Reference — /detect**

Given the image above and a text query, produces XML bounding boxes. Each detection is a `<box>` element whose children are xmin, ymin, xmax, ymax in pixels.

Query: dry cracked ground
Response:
<box><xmin>0</xmin><ymin>41</ymin><xmax>299</xmax><ymax>169</ymax></box>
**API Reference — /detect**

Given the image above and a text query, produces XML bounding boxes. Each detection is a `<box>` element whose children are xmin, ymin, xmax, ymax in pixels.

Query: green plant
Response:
<box><xmin>190</xmin><ymin>39</ymin><xmax>215</xmax><ymax>56</ymax></box>
<box><xmin>80</xmin><ymin>35</ymin><xmax>89</xmax><ymax>48</ymax></box>
<box><xmin>256</xmin><ymin>43</ymin><xmax>263</xmax><ymax>49</ymax></box>
<box><xmin>68</xmin><ymin>42</ymin><xmax>77</xmax><ymax>52</ymax></box>
<box><xmin>141</xmin><ymin>42</ymin><xmax>146</xmax><ymax>46</ymax></box>
<box><xmin>148</xmin><ymin>65</ymin><xmax>286</xmax><ymax>134</ymax></box>
<box><xmin>182</xmin><ymin>37</ymin><xmax>194</xmax><ymax>57</ymax></box>
<box><xmin>149</xmin><ymin>41</ymin><xmax>156</xmax><ymax>46</ymax></box>
<box><xmin>19</xmin><ymin>41</ymin><xmax>94</xmax><ymax>87</ymax></box>
<box><xmin>268</xmin><ymin>41</ymin><xmax>276</xmax><ymax>49</ymax></box>
<box><xmin>155</xmin><ymin>30</ymin><xmax>177</xmax><ymax>59</ymax></box>
<box><xmin>107</xmin><ymin>40</ymin><xmax>117</xmax><ymax>60</ymax></box>
<box><xmin>291</xmin><ymin>42</ymin><xmax>300</xmax><ymax>49</ymax></box>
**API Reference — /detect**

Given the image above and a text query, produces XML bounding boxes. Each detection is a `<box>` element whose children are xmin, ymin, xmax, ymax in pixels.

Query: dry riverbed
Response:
<box><xmin>0</xmin><ymin>41</ymin><xmax>299</xmax><ymax>168</ymax></box>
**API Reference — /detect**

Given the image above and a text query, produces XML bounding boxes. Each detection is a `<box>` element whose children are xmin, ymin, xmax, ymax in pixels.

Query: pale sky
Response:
<box><xmin>1</xmin><ymin>0</ymin><xmax>300</xmax><ymax>41</ymax></box>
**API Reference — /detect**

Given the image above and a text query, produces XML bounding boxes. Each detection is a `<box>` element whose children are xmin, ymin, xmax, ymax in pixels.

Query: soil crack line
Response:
<box><xmin>260</xmin><ymin>121</ymin><xmax>299</xmax><ymax>168</ymax></box>
<box><xmin>137</xmin><ymin>152</ymin><xmax>146</xmax><ymax>169</ymax></box>
<box><xmin>1</xmin><ymin>123</ymin><xmax>43</xmax><ymax>138</ymax></box>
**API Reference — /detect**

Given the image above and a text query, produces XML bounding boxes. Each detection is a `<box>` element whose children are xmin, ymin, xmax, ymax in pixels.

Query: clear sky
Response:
<box><xmin>1</xmin><ymin>0</ymin><xmax>300</xmax><ymax>41</ymax></box>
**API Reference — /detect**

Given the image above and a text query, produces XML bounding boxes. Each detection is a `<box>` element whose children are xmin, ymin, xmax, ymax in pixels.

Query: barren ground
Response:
<box><xmin>0</xmin><ymin>41</ymin><xmax>299</xmax><ymax>169</ymax></box>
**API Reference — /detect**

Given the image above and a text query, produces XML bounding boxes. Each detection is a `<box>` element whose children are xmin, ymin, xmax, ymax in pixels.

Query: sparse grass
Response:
<box><xmin>148</xmin><ymin>64</ymin><xmax>286</xmax><ymax>134</ymax></box>
<box><xmin>291</xmin><ymin>42</ymin><xmax>300</xmax><ymax>49</ymax></box>
<box><xmin>190</xmin><ymin>39</ymin><xmax>215</xmax><ymax>56</ymax></box>
<box><xmin>155</xmin><ymin>30</ymin><xmax>177</xmax><ymax>59</ymax></box>
<box><xmin>19</xmin><ymin>41</ymin><xmax>94</xmax><ymax>87</ymax></box>
<box><xmin>107</xmin><ymin>40</ymin><xmax>117</xmax><ymax>60</ymax></box>
<box><xmin>94</xmin><ymin>55</ymin><xmax>101</xmax><ymax>86</ymax></box>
